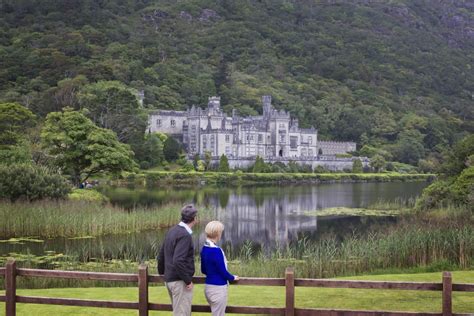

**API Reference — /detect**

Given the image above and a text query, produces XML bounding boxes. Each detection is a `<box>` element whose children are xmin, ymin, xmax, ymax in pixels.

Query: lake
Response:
<box><xmin>0</xmin><ymin>181</ymin><xmax>429</xmax><ymax>262</ymax></box>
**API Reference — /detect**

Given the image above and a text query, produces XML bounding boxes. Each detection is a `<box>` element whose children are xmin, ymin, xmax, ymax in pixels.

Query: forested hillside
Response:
<box><xmin>0</xmin><ymin>0</ymin><xmax>473</xmax><ymax>168</ymax></box>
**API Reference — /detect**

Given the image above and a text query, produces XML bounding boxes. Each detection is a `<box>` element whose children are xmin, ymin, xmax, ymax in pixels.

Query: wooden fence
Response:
<box><xmin>1</xmin><ymin>260</ymin><xmax>473</xmax><ymax>316</ymax></box>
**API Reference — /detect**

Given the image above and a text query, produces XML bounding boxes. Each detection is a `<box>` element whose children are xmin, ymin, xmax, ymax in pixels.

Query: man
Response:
<box><xmin>158</xmin><ymin>204</ymin><xmax>198</xmax><ymax>316</ymax></box>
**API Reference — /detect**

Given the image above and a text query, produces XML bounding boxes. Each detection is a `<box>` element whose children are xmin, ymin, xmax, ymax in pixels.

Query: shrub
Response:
<box><xmin>0</xmin><ymin>164</ymin><xmax>70</xmax><ymax>202</ymax></box>
<box><xmin>68</xmin><ymin>189</ymin><xmax>109</xmax><ymax>203</ymax></box>
<box><xmin>139</xmin><ymin>161</ymin><xmax>151</xmax><ymax>170</ymax></box>
<box><xmin>197</xmin><ymin>160</ymin><xmax>206</xmax><ymax>172</ymax></box>
<box><xmin>314</xmin><ymin>165</ymin><xmax>327</xmax><ymax>173</ymax></box>
<box><xmin>179</xmin><ymin>161</ymin><xmax>195</xmax><ymax>172</ymax></box>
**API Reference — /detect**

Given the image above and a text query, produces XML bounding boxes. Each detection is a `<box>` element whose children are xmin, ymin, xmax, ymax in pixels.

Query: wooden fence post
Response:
<box><xmin>138</xmin><ymin>264</ymin><xmax>149</xmax><ymax>316</ymax></box>
<box><xmin>442</xmin><ymin>271</ymin><xmax>452</xmax><ymax>316</ymax></box>
<box><xmin>285</xmin><ymin>267</ymin><xmax>295</xmax><ymax>316</ymax></box>
<box><xmin>5</xmin><ymin>260</ymin><xmax>16</xmax><ymax>316</ymax></box>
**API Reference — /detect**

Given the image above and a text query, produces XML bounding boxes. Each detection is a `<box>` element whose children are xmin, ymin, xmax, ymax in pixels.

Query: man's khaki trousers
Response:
<box><xmin>166</xmin><ymin>281</ymin><xmax>193</xmax><ymax>316</ymax></box>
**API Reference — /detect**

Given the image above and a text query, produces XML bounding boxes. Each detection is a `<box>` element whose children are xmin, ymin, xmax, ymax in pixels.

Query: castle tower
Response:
<box><xmin>262</xmin><ymin>95</ymin><xmax>272</xmax><ymax>117</ymax></box>
<box><xmin>208</xmin><ymin>96</ymin><xmax>221</xmax><ymax>111</ymax></box>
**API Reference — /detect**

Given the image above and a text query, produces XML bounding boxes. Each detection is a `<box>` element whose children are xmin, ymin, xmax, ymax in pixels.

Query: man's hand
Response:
<box><xmin>234</xmin><ymin>276</ymin><xmax>240</xmax><ymax>281</ymax></box>
<box><xmin>186</xmin><ymin>282</ymin><xmax>194</xmax><ymax>290</ymax></box>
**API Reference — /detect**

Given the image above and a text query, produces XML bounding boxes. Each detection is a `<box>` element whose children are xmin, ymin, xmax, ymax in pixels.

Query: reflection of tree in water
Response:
<box><xmin>218</xmin><ymin>189</ymin><xmax>230</xmax><ymax>208</ymax></box>
<box><xmin>251</xmin><ymin>187</ymin><xmax>266</xmax><ymax>207</ymax></box>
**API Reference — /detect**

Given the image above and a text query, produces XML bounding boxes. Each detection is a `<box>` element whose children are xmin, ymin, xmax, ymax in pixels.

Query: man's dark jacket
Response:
<box><xmin>158</xmin><ymin>225</ymin><xmax>195</xmax><ymax>285</ymax></box>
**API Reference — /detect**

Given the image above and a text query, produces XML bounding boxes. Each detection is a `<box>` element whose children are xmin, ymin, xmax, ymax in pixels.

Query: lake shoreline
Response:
<box><xmin>118</xmin><ymin>171</ymin><xmax>435</xmax><ymax>186</ymax></box>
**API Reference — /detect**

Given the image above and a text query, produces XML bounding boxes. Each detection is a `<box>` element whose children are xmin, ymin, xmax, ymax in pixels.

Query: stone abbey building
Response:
<box><xmin>148</xmin><ymin>96</ymin><xmax>359</xmax><ymax>168</ymax></box>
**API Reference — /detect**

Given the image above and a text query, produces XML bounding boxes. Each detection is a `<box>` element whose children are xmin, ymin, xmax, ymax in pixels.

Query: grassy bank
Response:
<box><xmin>1</xmin><ymin>271</ymin><xmax>473</xmax><ymax>315</ymax></box>
<box><xmin>123</xmin><ymin>171</ymin><xmax>434</xmax><ymax>186</ymax></box>
<box><xmin>0</xmin><ymin>200</ymin><xmax>207</xmax><ymax>239</ymax></box>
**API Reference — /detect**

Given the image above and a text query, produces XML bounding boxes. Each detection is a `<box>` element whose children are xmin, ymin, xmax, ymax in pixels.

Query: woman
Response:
<box><xmin>201</xmin><ymin>221</ymin><xmax>239</xmax><ymax>316</ymax></box>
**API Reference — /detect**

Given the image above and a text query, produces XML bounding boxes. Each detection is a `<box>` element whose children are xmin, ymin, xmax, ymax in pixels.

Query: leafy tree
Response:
<box><xmin>352</xmin><ymin>159</ymin><xmax>363</xmax><ymax>173</ymax></box>
<box><xmin>370</xmin><ymin>154</ymin><xmax>386</xmax><ymax>173</ymax></box>
<box><xmin>163</xmin><ymin>137</ymin><xmax>181</xmax><ymax>162</ymax></box>
<box><xmin>416</xmin><ymin>135</ymin><xmax>474</xmax><ymax>210</ymax></box>
<box><xmin>392</xmin><ymin>130</ymin><xmax>426</xmax><ymax>165</ymax></box>
<box><xmin>78</xmin><ymin>81</ymin><xmax>147</xmax><ymax>157</ymax></box>
<box><xmin>41</xmin><ymin>108</ymin><xmax>137</xmax><ymax>186</ymax></box>
<box><xmin>440</xmin><ymin>135</ymin><xmax>474</xmax><ymax>176</ymax></box>
<box><xmin>218</xmin><ymin>154</ymin><xmax>230</xmax><ymax>172</ymax></box>
<box><xmin>0</xmin><ymin>103</ymin><xmax>36</xmax><ymax>165</ymax></box>
<box><xmin>0</xmin><ymin>103</ymin><xmax>35</xmax><ymax>147</ymax></box>
<box><xmin>135</xmin><ymin>133</ymin><xmax>164</xmax><ymax>169</ymax></box>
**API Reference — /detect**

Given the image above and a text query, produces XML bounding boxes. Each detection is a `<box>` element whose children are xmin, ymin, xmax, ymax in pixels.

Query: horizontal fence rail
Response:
<box><xmin>1</xmin><ymin>260</ymin><xmax>473</xmax><ymax>316</ymax></box>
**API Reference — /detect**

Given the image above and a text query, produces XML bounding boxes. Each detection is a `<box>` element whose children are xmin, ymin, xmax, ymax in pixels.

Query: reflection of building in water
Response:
<box><xmin>202</xmin><ymin>183</ymin><xmax>380</xmax><ymax>248</ymax></box>
<box><xmin>194</xmin><ymin>182</ymin><xmax>427</xmax><ymax>249</ymax></box>
<box><xmin>207</xmin><ymin>191</ymin><xmax>318</xmax><ymax>248</ymax></box>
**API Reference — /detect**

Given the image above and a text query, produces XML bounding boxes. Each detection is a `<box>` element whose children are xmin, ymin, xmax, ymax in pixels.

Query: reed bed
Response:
<box><xmin>225</xmin><ymin>217</ymin><xmax>474</xmax><ymax>279</ymax></box>
<box><xmin>0</xmin><ymin>200</ymin><xmax>207</xmax><ymax>238</ymax></box>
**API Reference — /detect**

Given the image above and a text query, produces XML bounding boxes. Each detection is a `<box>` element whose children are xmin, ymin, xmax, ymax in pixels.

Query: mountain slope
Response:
<box><xmin>0</xmin><ymin>0</ymin><xmax>472</xmax><ymax>164</ymax></box>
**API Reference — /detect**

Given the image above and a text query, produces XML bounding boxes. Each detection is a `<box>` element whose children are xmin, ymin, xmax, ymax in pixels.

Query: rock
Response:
<box><xmin>141</xmin><ymin>9</ymin><xmax>170</xmax><ymax>29</ymax></box>
<box><xmin>180</xmin><ymin>11</ymin><xmax>193</xmax><ymax>21</ymax></box>
<box><xmin>199</xmin><ymin>9</ymin><xmax>220</xmax><ymax>22</ymax></box>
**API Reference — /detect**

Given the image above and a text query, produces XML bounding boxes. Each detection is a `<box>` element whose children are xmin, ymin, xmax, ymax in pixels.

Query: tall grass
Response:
<box><xmin>4</xmin><ymin>219</ymin><xmax>472</xmax><ymax>289</ymax></box>
<box><xmin>225</xmin><ymin>210</ymin><xmax>474</xmax><ymax>279</ymax></box>
<box><xmin>0</xmin><ymin>200</ymin><xmax>209</xmax><ymax>238</ymax></box>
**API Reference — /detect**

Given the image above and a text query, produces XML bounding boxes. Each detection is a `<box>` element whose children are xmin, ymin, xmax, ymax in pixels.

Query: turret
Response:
<box><xmin>208</xmin><ymin>96</ymin><xmax>221</xmax><ymax>110</ymax></box>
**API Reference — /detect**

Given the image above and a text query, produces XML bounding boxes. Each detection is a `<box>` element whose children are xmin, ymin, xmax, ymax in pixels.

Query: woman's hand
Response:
<box><xmin>234</xmin><ymin>275</ymin><xmax>240</xmax><ymax>281</ymax></box>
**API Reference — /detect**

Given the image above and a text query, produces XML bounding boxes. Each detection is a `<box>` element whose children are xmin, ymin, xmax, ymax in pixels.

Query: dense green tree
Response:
<box><xmin>352</xmin><ymin>159</ymin><xmax>363</xmax><ymax>173</ymax></box>
<box><xmin>0</xmin><ymin>103</ymin><xmax>35</xmax><ymax>146</ymax></box>
<box><xmin>41</xmin><ymin>108</ymin><xmax>137</xmax><ymax>185</ymax></box>
<box><xmin>78</xmin><ymin>81</ymin><xmax>146</xmax><ymax>145</ymax></box>
<box><xmin>163</xmin><ymin>137</ymin><xmax>182</xmax><ymax>162</ymax></box>
<box><xmin>392</xmin><ymin>130</ymin><xmax>426</xmax><ymax>165</ymax></box>
<box><xmin>218</xmin><ymin>154</ymin><xmax>230</xmax><ymax>172</ymax></box>
<box><xmin>440</xmin><ymin>135</ymin><xmax>474</xmax><ymax>176</ymax></box>
<box><xmin>417</xmin><ymin>135</ymin><xmax>474</xmax><ymax>210</ymax></box>
<box><xmin>370</xmin><ymin>155</ymin><xmax>386</xmax><ymax>173</ymax></box>
<box><xmin>204</xmin><ymin>151</ymin><xmax>212</xmax><ymax>170</ymax></box>
<box><xmin>253</xmin><ymin>156</ymin><xmax>266</xmax><ymax>173</ymax></box>
<box><xmin>0</xmin><ymin>103</ymin><xmax>36</xmax><ymax>164</ymax></box>
<box><xmin>136</xmin><ymin>133</ymin><xmax>164</xmax><ymax>169</ymax></box>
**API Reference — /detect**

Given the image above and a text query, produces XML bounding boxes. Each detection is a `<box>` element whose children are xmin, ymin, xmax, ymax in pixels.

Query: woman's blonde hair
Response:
<box><xmin>205</xmin><ymin>221</ymin><xmax>224</xmax><ymax>239</ymax></box>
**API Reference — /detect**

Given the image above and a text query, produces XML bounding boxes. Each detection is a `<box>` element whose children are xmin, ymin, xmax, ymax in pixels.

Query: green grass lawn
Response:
<box><xmin>1</xmin><ymin>271</ymin><xmax>473</xmax><ymax>315</ymax></box>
